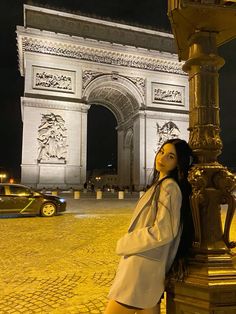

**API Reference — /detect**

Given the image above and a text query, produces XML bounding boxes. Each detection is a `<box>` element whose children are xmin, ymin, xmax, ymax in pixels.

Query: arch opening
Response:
<box><xmin>84</xmin><ymin>76</ymin><xmax>142</xmax><ymax>190</ymax></box>
<box><xmin>87</xmin><ymin>104</ymin><xmax>118</xmax><ymax>189</ymax></box>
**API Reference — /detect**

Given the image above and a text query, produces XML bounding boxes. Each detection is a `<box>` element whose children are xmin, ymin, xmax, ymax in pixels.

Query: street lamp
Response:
<box><xmin>0</xmin><ymin>174</ymin><xmax>6</xmax><ymax>183</ymax></box>
<box><xmin>168</xmin><ymin>0</ymin><xmax>236</xmax><ymax>61</ymax></box>
<box><xmin>167</xmin><ymin>1</ymin><xmax>236</xmax><ymax>313</ymax></box>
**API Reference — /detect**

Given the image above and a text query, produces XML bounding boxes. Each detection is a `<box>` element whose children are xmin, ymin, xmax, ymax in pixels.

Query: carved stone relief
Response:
<box><xmin>126</xmin><ymin>76</ymin><xmax>145</xmax><ymax>98</ymax></box>
<box><xmin>33</xmin><ymin>66</ymin><xmax>75</xmax><ymax>93</ymax></box>
<box><xmin>152</xmin><ymin>83</ymin><xmax>184</xmax><ymax>105</ymax></box>
<box><xmin>82</xmin><ymin>70</ymin><xmax>145</xmax><ymax>98</ymax></box>
<box><xmin>37</xmin><ymin>113</ymin><xmax>67</xmax><ymax>163</ymax></box>
<box><xmin>82</xmin><ymin>70</ymin><xmax>102</xmax><ymax>90</ymax></box>
<box><xmin>22</xmin><ymin>37</ymin><xmax>184</xmax><ymax>75</ymax></box>
<box><xmin>156</xmin><ymin>121</ymin><xmax>180</xmax><ymax>151</ymax></box>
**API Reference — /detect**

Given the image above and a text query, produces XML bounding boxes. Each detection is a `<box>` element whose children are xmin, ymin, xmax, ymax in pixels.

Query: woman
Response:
<box><xmin>104</xmin><ymin>139</ymin><xmax>193</xmax><ymax>314</ymax></box>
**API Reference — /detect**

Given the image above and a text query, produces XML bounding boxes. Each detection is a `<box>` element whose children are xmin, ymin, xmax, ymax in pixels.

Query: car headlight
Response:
<box><xmin>59</xmin><ymin>198</ymin><xmax>65</xmax><ymax>203</ymax></box>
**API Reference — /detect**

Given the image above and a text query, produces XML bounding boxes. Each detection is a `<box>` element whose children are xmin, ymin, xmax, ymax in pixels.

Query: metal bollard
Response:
<box><xmin>118</xmin><ymin>191</ymin><xmax>124</xmax><ymax>199</ymax></box>
<box><xmin>74</xmin><ymin>191</ymin><xmax>80</xmax><ymax>199</ymax></box>
<box><xmin>52</xmin><ymin>191</ymin><xmax>58</xmax><ymax>196</ymax></box>
<box><xmin>139</xmin><ymin>191</ymin><xmax>145</xmax><ymax>198</ymax></box>
<box><xmin>96</xmin><ymin>190</ymin><xmax>102</xmax><ymax>199</ymax></box>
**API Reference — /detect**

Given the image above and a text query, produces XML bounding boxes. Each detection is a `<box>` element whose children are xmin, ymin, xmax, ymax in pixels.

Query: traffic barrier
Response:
<box><xmin>139</xmin><ymin>191</ymin><xmax>145</xmax><ymax>198</ymax></box>
<box><xmin>118</xmin><ymin>191</ymin><xmax>124</xmax><ymax>199</ymax></box>
<box><xmin>74</xmin><ymin>191</ymin><xmax>80</xmax><ymax>199</ymax></box>
<box><xmin>96</xmin><ymin>190</ymin><xmax>102</xmax><ymax>199</ymax></box>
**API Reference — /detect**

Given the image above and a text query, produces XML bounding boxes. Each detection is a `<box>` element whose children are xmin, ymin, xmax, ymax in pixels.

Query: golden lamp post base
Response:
<box><xmin>167</xmin><ymin>278</ymin><xmax>236</xmax><ymax>313</ymax></box>
<box><xmin>167</xmin><ymin>1</ymin><xmax>236</xmax><ymax>313</ymax></box>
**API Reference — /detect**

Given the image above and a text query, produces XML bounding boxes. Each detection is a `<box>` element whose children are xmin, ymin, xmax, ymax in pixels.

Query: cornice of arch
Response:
<box><xmin>21</xmin><ymin>97</ymin><xmax>90</xmax><ymax>112</ymax></box>
<box><xmin>17</xmin><ymin>27</ymin><xmax>185</xmax><ymax>77</ymax></box>
<box><xmin>24</xmin><ymin>5</ymin><xmax>173</xmax><ymax>40</ymax></box>
<box><xmin>23</xmin><ymin>5</ymin><xmax>175</xmax><ymax>53</ymax></box>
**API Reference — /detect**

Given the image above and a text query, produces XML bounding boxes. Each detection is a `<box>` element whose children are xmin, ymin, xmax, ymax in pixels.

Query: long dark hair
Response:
<box><xmin>152</xmin><ymin>139</ymin><xmax>192</xmax><ymax>188</ymax></box>
<box><xmin>153</xmin><ymin>139</ymin><xmax>194</xmax><ymax>263</ymax></box>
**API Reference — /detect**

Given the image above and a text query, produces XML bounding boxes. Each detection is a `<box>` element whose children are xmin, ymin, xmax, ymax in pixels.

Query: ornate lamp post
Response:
<box><xmin>167</xmin><ymin>1</ymin><xmax>236</xmax><ymax>313</ymax></box>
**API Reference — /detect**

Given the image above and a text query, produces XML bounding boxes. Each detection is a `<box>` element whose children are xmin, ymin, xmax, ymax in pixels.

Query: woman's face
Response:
<box><xmin>155</xmin><ymin>143</ymin><xmax>178</xmax><ymax>177</ymax></box>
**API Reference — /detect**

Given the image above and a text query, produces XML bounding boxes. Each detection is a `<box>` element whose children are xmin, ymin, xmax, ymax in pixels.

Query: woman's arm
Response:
<box><xmin>116</xmin><ymin>181</ymin><xmax>182</xmax><ymax>256</ymax></box>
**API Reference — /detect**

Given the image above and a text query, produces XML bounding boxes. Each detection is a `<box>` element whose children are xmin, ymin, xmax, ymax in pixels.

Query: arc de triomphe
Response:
<box><xmin>17</xmin><ymin>5</ymin><xmax>189</xmax><ymax>189</ymax></box>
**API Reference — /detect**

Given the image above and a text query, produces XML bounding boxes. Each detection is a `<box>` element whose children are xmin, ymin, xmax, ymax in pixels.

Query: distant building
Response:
<box><xmin>87</xmin><ymin>169</ymin><xmax>118</xmax><ymax>189</ymax></box>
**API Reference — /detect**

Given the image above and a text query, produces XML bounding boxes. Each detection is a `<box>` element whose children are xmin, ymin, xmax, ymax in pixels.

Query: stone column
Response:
<box><xmin>65</xmin><ymin>103</ymin><xmax>90</xmax><ymax>188</ymax></box>
<box><xmin>117</xmin><ymin>128</ymin><xmax>125</xmax><ymax>187</ymax></box>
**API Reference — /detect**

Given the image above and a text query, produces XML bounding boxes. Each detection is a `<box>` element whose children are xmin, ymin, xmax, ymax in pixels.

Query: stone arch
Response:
<box><xmin>82</xmin><ymin>73</ymin><xmax>143</xmax><ymax>125</ymax></box>
<box><xmin>18</xmin><ymin>5</ymin><xmax>189</xmax><ymax>190</ymax></box>
<box><xmin>82</xmin><ymin>74</ymin><xmax>142</xmax><ymax>188</ymax></box>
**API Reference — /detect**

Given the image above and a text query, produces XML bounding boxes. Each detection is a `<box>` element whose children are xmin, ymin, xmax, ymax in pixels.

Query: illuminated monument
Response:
<box><xmin>17</xmin><ymin>4</ymin><xmax>189</xmax><ymax>189</ymax></box>
<box><xmin>167</xmin><ymin>1</ymin><xmax>236</xmax><ymax>313</ymax></box>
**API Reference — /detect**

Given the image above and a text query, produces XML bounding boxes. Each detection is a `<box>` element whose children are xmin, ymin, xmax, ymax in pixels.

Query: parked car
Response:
<box><xmin>0</xmin><ymin>184</ymin><xmax>66</xmax><ymax>217</ymax></box>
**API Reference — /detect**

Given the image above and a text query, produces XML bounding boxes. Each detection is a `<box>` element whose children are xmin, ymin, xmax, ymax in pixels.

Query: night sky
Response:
<box><xmin>0</xmin><ymin>0</ymin><xmax>236</xmax><ymax>179</ymax></box>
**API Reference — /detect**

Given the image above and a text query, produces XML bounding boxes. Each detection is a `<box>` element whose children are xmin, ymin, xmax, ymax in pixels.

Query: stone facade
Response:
<box><xmin>17</xmin><ymin>4</ymin><xmax>189</xmax><ymax>189</ymax></box>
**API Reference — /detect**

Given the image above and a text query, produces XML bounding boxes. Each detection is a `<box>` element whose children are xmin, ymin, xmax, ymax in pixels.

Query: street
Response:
<box><xmin>0</xmin><ymin>195</ymin><xmax>235</xmax><ymax>313</ymax></box>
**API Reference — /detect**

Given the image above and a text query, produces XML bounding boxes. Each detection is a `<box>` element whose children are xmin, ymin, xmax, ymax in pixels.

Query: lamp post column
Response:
<box><xmin>166</xmin><ymin>3</ymin><xmax>236</xmax><ymax>313</ymax></box>
<box><xmin>185</xmin><ymin>31</ymin><xmax>235</xmax><ymax>254</ymax></box>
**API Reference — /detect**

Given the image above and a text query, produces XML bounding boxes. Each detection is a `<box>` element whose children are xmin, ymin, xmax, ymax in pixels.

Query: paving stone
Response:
<box><xmin>0</xmin><ymin>198</ymin><xmax>235</xmax><ymax>313</ymax></box>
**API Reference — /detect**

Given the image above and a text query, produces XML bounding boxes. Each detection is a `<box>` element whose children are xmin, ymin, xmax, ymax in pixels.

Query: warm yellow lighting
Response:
<box><xmin>0</xmin><ymin>173</ymin><xmax>6</xmax><ymax>183</ymax></box>
<box><xmin>168</xmin><ymin>0</ymin><xmax>236</xmax><ymax>60</ymax></box>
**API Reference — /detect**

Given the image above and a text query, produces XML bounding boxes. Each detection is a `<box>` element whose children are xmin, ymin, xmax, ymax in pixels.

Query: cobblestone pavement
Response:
<box><xmin>0</xmin><ymin>196</ymin><xmax>235</xmax><ymax>314</ymax></box>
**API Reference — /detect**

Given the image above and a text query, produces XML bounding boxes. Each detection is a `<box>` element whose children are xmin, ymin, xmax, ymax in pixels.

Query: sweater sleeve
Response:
<box><xmin>116</xmin><ymin>181</ymin><xmax>182</xmax><ymax>256</ymax></box>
